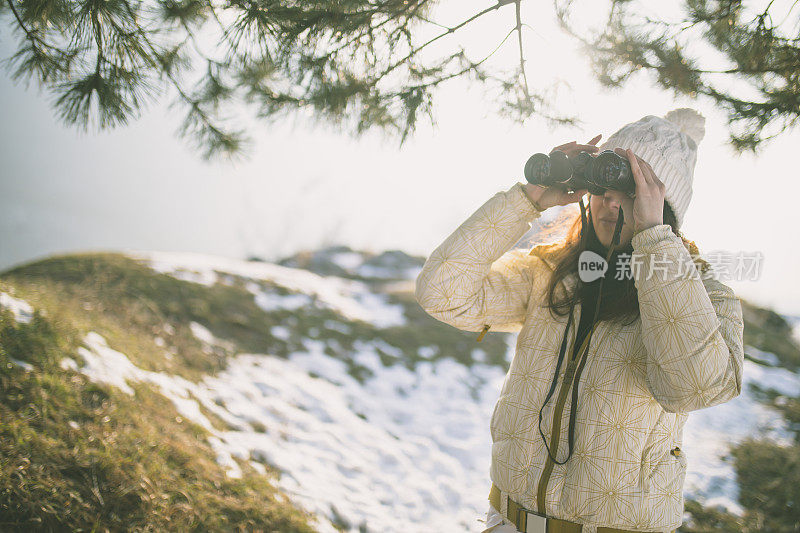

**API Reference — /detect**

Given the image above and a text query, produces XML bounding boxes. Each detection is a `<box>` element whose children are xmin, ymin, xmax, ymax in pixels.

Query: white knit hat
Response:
<box><xmin>597</xmin><ymin>107</ymin><xmax>706</xmax><ymax>229</ymax></box>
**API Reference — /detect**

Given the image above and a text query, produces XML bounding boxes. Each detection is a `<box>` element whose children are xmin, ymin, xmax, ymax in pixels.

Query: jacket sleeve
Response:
<box><xmin>630</xmin><ymin>224</ymin><xmax>745</xmax><ymax>413</ymax></box>
<box><xmin>414</xmin><ymin>182</ymin><xmax>545</xmax><ymax>333</ymax></box>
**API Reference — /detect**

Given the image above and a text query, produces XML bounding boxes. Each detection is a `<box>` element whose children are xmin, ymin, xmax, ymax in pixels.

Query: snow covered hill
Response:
<box><xmin>2</xmin><ymin>247</ymin><xmax>799</xmax><ymax>531</ymax></box>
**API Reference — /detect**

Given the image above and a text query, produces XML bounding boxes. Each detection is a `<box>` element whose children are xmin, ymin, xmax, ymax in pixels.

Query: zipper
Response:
<box><xmin>476</xmin><ymin>324</ymin><xmax>491</xmax><ymax>342</ymax></box>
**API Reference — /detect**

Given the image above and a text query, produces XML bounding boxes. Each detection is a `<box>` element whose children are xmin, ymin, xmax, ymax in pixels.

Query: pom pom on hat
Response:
<box><xmin>664</xmin><ymin>108</ymin><xmax>706</xmax><ymax>145</ymax></box>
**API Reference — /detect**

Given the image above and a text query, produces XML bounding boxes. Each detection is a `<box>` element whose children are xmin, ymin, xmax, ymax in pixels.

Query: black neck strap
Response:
<box><xmin>538</xmin><ymin>202</ymin><xmax>624</xmax><ymax>465</ymax></box>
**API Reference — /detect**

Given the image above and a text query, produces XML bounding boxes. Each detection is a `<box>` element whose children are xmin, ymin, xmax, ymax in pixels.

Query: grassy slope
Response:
<box><xmin>0</xmin><ymin>253</ymin><xmax>318</xmax><ymax>532</ymax></box>
<box><xmin>2</xmin><ymin>251</ymin><xmax>799</xmax><ymax>531</ymax></box>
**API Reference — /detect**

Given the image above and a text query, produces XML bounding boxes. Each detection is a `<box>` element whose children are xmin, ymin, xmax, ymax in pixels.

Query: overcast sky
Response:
<box><xmin>2</xmin><ymin>1</ymin><xmax>798</xmax><ymax>316</ymax></box>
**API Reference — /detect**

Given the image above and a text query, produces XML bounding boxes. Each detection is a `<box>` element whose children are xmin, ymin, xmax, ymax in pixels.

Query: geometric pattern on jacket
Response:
<box><xmin>414</xmin><ymin>182</ymin><xmax>744</xmax><ymax>532</ymax></box>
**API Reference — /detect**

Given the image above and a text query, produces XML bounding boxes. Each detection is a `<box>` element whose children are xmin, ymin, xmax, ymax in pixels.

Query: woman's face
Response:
<box><xmin>589</xmin><ymin>190</ymin><xmax>635</xmax><ymax>248</ymax></box>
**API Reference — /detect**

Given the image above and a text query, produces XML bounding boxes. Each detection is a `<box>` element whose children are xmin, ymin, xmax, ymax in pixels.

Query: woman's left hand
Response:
<box><xmin>614</xmin><ymin>147</ymin><xmax>666</xmax><ymax>234</ymax></box>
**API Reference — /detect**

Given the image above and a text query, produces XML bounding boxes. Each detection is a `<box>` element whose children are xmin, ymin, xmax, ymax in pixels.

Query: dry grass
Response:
<box><xmin>0</xmin><ymin>263</ymin><xmax>317</xmax><ymax>531</ymax></box>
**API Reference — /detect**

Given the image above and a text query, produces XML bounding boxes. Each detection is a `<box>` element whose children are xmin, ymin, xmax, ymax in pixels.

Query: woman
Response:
<box><xmin>414</xmin><ymin>108</ymin><xmax>744</xmax><ymax>533</ymax></box>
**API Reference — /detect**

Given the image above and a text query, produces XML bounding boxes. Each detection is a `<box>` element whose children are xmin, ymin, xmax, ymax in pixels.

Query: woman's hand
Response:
<box><xmin>553</xmin><ymin>134</ymin><xmax>603</xmax><ymax>160</ymax></box>
<box><xmin>524</xmin><ymin>134</ymin><xmax>602</xmax><ymax>210</ymax></box>
<box><xmin>614</xmin><ymin>147</ymin><xmax>666</xmax><ymax>233</ymax></box>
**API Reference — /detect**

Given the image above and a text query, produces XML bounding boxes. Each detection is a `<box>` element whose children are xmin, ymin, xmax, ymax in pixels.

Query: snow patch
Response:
<box><xmin>73</xmin><ymin>332</ymin><xmax>216</xmax><ymax>430</ymax></box>
<box><xmin>208</xmin><ymin>436</ymin><xmax>243</xmax><ymax>479</ymax></box>
<box><xmin>746</xmin><ymin>346</ymin><xmax>780</xmax><ymax>366</ymax></box>
<box><xmin>323</xmin><ymin>320</ymin><xmax>352</xmax><ymax>334</ymax></box>
<box><xmin>349</xmin><ymin>292</ymin><xmax>405</xmax><ymax>328</ymax></box>
<box><xmin>189</xmin><ymin>321</ymin><xmax>235</xmax><ymax>354</ymax></box>
<box><xmin>270</xmin><ymin>325</ymin><xmax>291</xmax><ymax>341</ymax></box>
<box><xmin>190</xmin><ymin>321</ymin><xmax>216</xmax><ymax>344</ymax></box>
<box><xmin>792</xmin><ymin>320</ymin><xmax>800</xmax><ymax>346</ymax></box>
<box><xmin>417</xmin><ymin>345</ymin><xmax>438</xmax><ymax>359</ymax></box>
<box><xmin>0</xmin><ymin>292</ymin><xmax>34</xmax><ymax>323</ymax></box>
<box><xmin>126</xmin><ymin>251</ymin><xmax>405</xmax><ymax>328</ymax></box>
<box><xmin>10</xmin><ymin>358</ymin><xmax>33</xmax><ymax>371</ymax></box>
<box><xmin>329</xmin><ymin>251</ymin><xmax>364</xmax><ymax>271</ymax></box>
<box><xmin>247</xmin><ymin>280</ymin><xmax>312</xmax><ymax>312</ymax></box>
<box><xmin>60</xmin><ymin>358</ymin><xmax>79</xmax><ymax>371</ymax></box>
<box><xmin>356</xmin><ymin>264</ymin><xmax>421</xmax><ymax>280</ymax></box>
<box><xmin>76</xmin><ymin>332</ymin><xmax>144</xmax><ymax>395</ymax></box>
<box><xmin>220</xmin><ymin>348</ymin><xmax>504</xmax><ymax>532</ymax></box>
<box><xmin>472</xmin><ymin>348</ymin><xmax>487</xmax><ymax>363</ymax></box>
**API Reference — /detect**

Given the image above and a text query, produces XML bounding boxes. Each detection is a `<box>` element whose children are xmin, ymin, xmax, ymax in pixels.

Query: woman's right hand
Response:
<box><xmin>524</xmin><ymin>183</ymin><xmax>588</xmax><ymax>211</ymax></box>
<box><xmin>523</xmin><ymin>134</ymin><xmax>602</xmax><ymax>210</ymax></box>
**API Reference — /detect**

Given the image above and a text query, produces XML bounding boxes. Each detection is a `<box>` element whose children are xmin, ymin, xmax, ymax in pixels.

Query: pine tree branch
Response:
<box><xmin>116</xmin><ymin>0</ymin><xmax>245</xmax><ymax>157</ymax></box>
<box><xmin>554</xmin><ymin>0</ymin><xmax>800</xmax><ymax>152</ymax></box>
<box><xmin>2</xmin><ymin>0</ymin><xmax>570</xmax><ymax>158</ymax></box>
<box><xmin>5</xmin><ymin>0</ymin><xmax>63</xmax><ymax>52</ymax></box>
<box><xmin>372</xmin><ymin>0</ymin><xmax>517</xmax><ymax>84</ymax></box>
<box><xmin>391</xmin><ymin>26</ymin><xmax>518</xmax><ymax>95</ymax></box>
<box><xmin>514</xmin><ymin>0</ymin><xmax>530</xmax><ymax>102</ymax></box>
<box><xmin>91</xmin><ymin>5</ymin><xmax>103</xmax><ymax>76</ymax></box>
<box><xmin>324</xmin><ymin>0</ymin><xmax>430</xmax><ymax>59</ymax></box>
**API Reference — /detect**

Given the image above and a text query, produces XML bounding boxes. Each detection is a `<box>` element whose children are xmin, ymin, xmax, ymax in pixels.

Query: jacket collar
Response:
<box><xmin>529</xmin><ymin>233</ymin><xmax>704</xmax><ymax>290</ymax></box>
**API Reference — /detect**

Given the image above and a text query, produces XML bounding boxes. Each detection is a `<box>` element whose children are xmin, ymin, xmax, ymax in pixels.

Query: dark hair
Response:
<box><xmin>535</xmin><ymin>199</ymin><xmax>681</xmax><ymax>326</ymax></box>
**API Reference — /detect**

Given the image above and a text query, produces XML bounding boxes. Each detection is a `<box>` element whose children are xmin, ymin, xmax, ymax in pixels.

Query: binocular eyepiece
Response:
<box><xmin>524</xmin><ymin>149</ymin><xmax>636</xmax><ymax>197</ymax></box>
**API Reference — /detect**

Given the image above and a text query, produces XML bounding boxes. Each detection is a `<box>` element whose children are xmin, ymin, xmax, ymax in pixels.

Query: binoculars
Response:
<box><xmin>524</xmin><ymin>149</ymin><xmax>636</xmax><ymax>197</ymax></box>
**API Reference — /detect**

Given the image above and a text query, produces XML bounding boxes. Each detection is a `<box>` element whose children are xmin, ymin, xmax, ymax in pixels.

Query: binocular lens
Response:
<box><xmin>524</xmin><ymin>153</ymin><xmax>552</xmax><ymax>184</ymax></box>
<box><xmin>592</xmin><ymin>152</ymin><xmax>634</xmax><ymax>194</ymax></box>
<box><xmin>523</xmin><ymin>151</ymin><xmax>572</xmax><ymax>186</ymax></box>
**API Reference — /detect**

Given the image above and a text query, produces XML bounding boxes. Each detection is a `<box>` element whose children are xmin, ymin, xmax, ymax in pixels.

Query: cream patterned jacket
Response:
<box><xmin>414</xmin><ymin>182</ymin><xmax>744</xmax><ymax>531</ymax></box>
